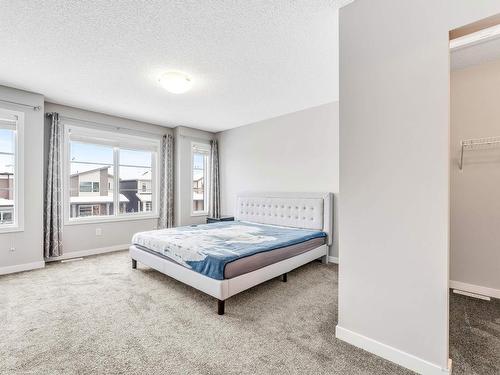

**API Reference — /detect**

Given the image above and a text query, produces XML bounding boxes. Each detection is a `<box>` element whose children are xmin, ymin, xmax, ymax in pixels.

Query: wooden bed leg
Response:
<box><xmin>132</xmin><ymin>259</ymin><xmax>137</xmax><ymax>269</ymax></box>
<box><xmin>321</xmin><ymin>255</ymin><xmax>328</xmax><ymax>264</ymax></box>
<box><xmin>217</xmin><ymin>299</ymin><xmax>225</xmax><ymax>315</ymax></box>
<box><xmin>281</xmin><ymin>273</ymin><xmax>287</xmax><ymax>282</ymax></box>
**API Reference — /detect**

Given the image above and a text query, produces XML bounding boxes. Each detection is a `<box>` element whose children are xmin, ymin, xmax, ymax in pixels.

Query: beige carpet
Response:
<box><xmin>1</xmin><ymin>251</ymin><xmax>414</xmax><ymax>374</ymax></box>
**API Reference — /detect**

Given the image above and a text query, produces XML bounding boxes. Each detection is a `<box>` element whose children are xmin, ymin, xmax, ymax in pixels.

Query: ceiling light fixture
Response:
<box><xmin>158</xmin><ymin>71</ymin><xmax>193</xmax><ymax>94</ymax></box>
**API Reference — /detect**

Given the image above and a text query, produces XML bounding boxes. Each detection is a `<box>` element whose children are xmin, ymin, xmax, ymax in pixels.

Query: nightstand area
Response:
<box><xmin>206</xmin><ymin>216</ymin><xmax>235</xmax><ymax>224</ymax></box>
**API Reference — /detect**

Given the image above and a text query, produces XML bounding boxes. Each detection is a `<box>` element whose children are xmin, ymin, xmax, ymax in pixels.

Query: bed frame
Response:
<box><xmin>130</xmin><ymin>192</ymin><xmax>333</xmax><ymax>315</ymax></box>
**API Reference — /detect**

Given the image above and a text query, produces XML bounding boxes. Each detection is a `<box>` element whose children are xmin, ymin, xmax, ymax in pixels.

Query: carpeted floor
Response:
<box><xmin>449</xmin><ymin>291</ymin><xmax>500</xmax><ymax>375</ymax></box>
<box><xmin>0</xmin><ymin>251</ymin><xmax>498</xmax><ymax>374</ymax></box>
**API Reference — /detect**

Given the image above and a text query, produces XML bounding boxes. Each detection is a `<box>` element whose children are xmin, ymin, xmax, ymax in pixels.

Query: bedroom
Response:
<box><xmin>1</xmin><ymin>1</ymin><xmax>499</xmax><ymax>375</ymax></box>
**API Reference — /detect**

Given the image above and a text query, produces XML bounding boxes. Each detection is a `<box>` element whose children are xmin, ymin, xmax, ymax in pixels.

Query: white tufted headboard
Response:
<box><xmin>235</xmin><ymin>192</ymin><xmax>333</xmax><ymax>246</ymax></box>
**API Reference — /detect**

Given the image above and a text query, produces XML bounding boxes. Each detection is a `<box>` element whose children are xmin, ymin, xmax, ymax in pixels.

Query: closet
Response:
<box><xmin>448</xmin><ymin>19</ymin><xmax>500</xmax><ymax>374</ymax></box>
<box><xmin>450</xmin><ymin>22</ymin><xmax>500</xmax><ymax>300</ymax></box>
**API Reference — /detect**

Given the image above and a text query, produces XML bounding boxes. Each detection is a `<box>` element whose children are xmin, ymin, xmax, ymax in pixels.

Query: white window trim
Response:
<box><xmin>0</xmin><ymin>108</ymin><xmax>24</xmax><ymax>234</ymax></box>
<box><xmin>63</xmin><ymin>123</ymin><xmax>160</xmax><ymax>225</ymax></box>
<box><xmin>190</xmin><ymin>141</ymin><xmax>210</xmax><ymax>217</ymax></box>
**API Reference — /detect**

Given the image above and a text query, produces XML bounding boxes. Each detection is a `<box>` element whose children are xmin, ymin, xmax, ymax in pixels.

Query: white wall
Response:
<box><xmin>450</xmin><ymin>59</ymin><xmax>500</xmax><ymax>297</ymax></box>
<box><xmin>217</xmin><ymin>102</ymin><xmax>339</xmax><ymax>257</ymax></box>
<box><xmin>174</xmin><ymin>126</ymin><xmax>214</xmax><ymax>226</ymax></box>
<box><xmin>338</xmin><ymin>1</ymin><xmax>500</xmax><ymax>374</ymax></box>
<box><xmin>44</xmin><ymin>103</ymin><xmax>171</xmax><ymax>257</ymax></box>
<box><xmin>0</xmin><ymin>86</ymin><xmax>44</xmax><ymax>272</ymax></box>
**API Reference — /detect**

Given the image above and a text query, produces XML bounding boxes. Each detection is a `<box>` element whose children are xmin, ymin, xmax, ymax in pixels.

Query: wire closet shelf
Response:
<box><xmin>459</xmin><ymin>136</ymin><xmax>500</xmax><ymax>170</ymax></box>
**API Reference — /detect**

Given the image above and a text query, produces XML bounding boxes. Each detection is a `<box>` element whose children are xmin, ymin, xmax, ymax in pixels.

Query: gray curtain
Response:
<box><xmin>209</xmin><ymin>139</ymin><xmax>221</xmax><ymax>218</ymax></box>
<box><xmin>158</xmin><ymin>134</ymin><xmax>174</xmax><ymax>228</ymax></box>
<box><xmin>44</xmin><ymin>112</ymin><xmax>63</xmax><ymax>258</ymax></box>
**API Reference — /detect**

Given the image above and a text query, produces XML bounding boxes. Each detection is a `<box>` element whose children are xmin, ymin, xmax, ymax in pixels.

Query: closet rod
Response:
<box><xmin>57</xmin><ymin>115</ymin><xmax>168</xmax><ymax>139</ymax></box>
<box><xmin>0</xmin><ymin>98</ymin><xmax>41</xmax><ymax>111</ymax></box>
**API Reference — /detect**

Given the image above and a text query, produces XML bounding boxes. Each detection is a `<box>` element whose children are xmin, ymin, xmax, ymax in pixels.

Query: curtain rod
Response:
<box><xmin>57</xmin><ymin>114</ymin><xmax>169</xmax><ymax>139</ymax></box>
<box><xmin>0</xmin><ymin>98</ymin><xmax>41</xmax><ymax>111</ymax></box>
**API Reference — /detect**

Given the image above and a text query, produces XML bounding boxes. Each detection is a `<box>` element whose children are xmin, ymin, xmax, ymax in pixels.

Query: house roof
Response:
<box><xmin>136</xmin><ymin>193</ymin><xmax>152</xmax><ymax>203</ymax></box>
<box><xmin>121</xmin><ymin>170</ymin><xmax>152</xmax><ymax>183</ymax></box>
<box><xmin>70</xmin><ymin>166</ymin><xmax>113</xmax><ymax>178</ymax></box>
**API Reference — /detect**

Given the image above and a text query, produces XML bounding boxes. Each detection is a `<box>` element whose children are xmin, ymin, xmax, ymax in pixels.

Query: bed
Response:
<box><xmin>129</xmin><ymin>192</ymin><xmax>333</xmax><ymax>314</ymax></box>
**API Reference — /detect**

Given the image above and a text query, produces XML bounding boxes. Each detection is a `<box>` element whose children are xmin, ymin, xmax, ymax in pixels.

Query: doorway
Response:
<box><xmin>449</xmin><ymin>16</ymin><xmax>500</xmax><ymax>374</ymax></box>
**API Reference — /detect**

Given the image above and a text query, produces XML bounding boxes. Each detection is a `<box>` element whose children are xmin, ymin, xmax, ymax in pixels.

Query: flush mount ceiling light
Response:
<box><xmin>158</xmin><ymin>71</ymin><xmax>193</xmax><ymax>94</ymax></box>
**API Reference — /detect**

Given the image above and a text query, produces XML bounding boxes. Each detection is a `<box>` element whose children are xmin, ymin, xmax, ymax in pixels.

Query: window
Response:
<box><xmin>0</xmin><ymin>210</ymin><xmax>12</xmax><ymax>223</ymax></box>
<box><xmin>65</xmin><ymin>124</ymin><xmax>159</xmax><ymax>223</ymax></box>
<box><xmin>79</xmin><ymin>181</ymin><xmax>99</xmax><ymax>193</ymax></box>
<box><xmin>69</xmin><ymin>141</ymin><xmax>114</xmax><ymax>219</ymax></box>
<box><xmin>191</xmin><ymin>142</ymin><xmax>210</xmax><ymax>215</ymax></box>
<box><xmin>0</xmin><ymin>108</ymin><xmax>23</xmax><ymax>232</ymax></box>
<box><xmin>78</xmin><ymin>204</ymin><xmax>100</xmax><ymax>217</ymax></box>
<box><xmin>119</xmin><ymin>148</ymin><xmax>153</xmax><ymax>214</ymax></box>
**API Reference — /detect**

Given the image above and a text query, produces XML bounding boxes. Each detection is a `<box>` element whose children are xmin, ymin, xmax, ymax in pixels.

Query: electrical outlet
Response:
<box><xmin>95</xmin><ymin>228</ymin><xmax>102</xmax><ymax>236</ymax></box>
<box><xmin>9</xmin><ymin>247</ymin><xmax>15</xmax><ymax>252</ymax></box>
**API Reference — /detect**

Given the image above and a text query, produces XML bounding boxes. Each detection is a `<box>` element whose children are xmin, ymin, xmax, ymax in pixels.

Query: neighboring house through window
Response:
<box><xmin>191</xmin><ymin>142</ymin><xmax>210</xmax><ymax>215</ymax></box>
<box><xmin>79</xmin><ymin>181</ymin><xmax>99</xmax><ymax>193</ymax></box>
<box><xmin>119</xmin><ymin>157</ymin><xmax>153</xmax><ymax>214</ymax></box>
<box><xmin>64</xmin><ymin>123</ymin><xmax>159</xmax><ymax>223</ymax></box>
<box><xmin>69</xmin><ymin>141</ymin><xmax>117</xmax><ymax>218</ymax></box>
<box><xmin>78</xmin><ymin>204</ymin><xmax>100</xmax><ymax>217</ymax></box>
<box><xmin>0</xmin><ymin>108</ymin><xmax>23</xmax><ymax>232</ymax></box>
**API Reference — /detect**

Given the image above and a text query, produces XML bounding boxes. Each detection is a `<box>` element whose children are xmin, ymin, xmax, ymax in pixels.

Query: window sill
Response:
<box><xmin>0</xmin><ymin>225</ymin><xmax>23</xmax><ymax>234</ymax></box>
<box><xmin>191</xmin><ymin>212</ymin><xmax>208</xmax><ymax>217</ymax></box>
<box><xmin>65</xmin><ymin>214</ymin><xmax>159</xmax><ymax>226</ymax></box>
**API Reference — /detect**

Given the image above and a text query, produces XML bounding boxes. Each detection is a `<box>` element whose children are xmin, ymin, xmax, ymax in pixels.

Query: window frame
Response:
<box><xmin>0</xmin><ymin>108</ymin><xmax>24</xmax><ymax>234</ymax></box>
<box><xmin>190</xmin><ymin>141</ymin><xmax>210</xmax><ymax>217</ymax></box>
<box><xmin>63</xmin><ymin>122</ymin><xmax>160</xmax><ymax>225</ymax></box>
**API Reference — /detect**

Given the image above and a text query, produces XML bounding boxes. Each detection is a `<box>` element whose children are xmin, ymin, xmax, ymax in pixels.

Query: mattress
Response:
<box><xmin>135</xmin><ymin>236</ymin><xmax>326</xmax><ymax>279</ymax></box>
<box><xmin>132</xmin><ymin>221</ymin><xmax>327</xmax><ymax>280</ymax></box>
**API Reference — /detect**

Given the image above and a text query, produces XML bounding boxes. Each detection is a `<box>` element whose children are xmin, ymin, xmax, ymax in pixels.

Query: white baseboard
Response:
<box><xmin>0</xmin><ymin>261</ymin><xmax>45</xmax><ymax>276</ymax></box>
<box><xmin>335</xmin><ymin>325</ymin><xmax>450</xmax><ymax>375</ymax></box>
<box><xmin>328</xmin><ymin>256</ymin><xmax>339</xmax><ymax>264</ymax></box>
<box><xmin>46</xmin><ymin>244</ymin><xmax>129</xmax><ymax>262</ymax></box>
<box><xmin>450</xmin><ymin>280</ymin><xmax>500</xmax><ymax>300</ymax></box>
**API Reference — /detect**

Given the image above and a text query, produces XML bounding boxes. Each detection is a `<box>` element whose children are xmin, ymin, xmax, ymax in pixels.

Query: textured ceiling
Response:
<box><xmin>0</xmin><ymin>1</ymin><xmax>341</xmax><ymax>132</ymax></box>
<box><xmin>451</xmin><ymin>36</ymin><xmax>500</xmax><ymax>71</ymax></box>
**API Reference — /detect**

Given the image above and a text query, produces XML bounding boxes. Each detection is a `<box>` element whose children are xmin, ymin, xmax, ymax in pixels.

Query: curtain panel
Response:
<box><xmin>209</xmin><ymin>139</ymin><xmax>221</xmax><ymax>218</ymax></box>
<box><xmin>158</xmin><ymin>134</ymin><xmax>174</xmax><ymax>228</ymax></box>
<box><xmin>44</xmin><ymin>112</ymin><xmax>63</xmax><ymax>258</ymax></box>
